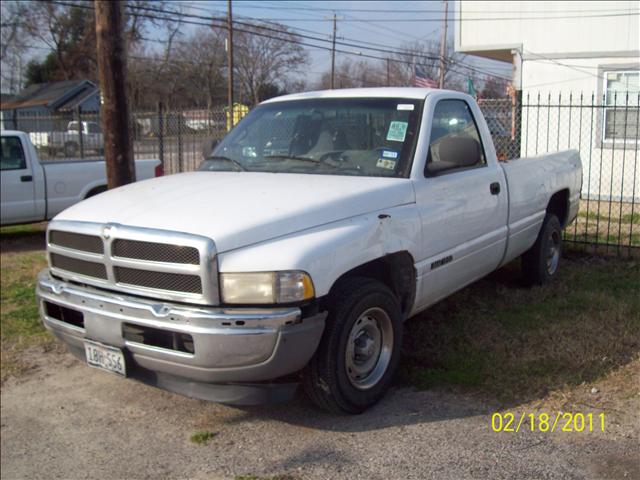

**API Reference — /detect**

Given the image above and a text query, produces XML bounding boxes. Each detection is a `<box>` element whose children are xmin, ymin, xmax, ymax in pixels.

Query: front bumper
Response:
<box><xmin>36</xmin><ymin>269</ymin><xmax>326</xmax><ymax>403</ymax></box>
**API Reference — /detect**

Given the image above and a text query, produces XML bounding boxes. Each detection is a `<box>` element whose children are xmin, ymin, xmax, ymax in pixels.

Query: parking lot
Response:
<box><xmin>1</xmin><ymin>227</ymin><xmax>638</xmax><ymax>480</ymax></box>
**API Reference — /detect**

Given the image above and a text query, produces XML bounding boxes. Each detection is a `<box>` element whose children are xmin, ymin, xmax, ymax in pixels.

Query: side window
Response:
<box><xmin>425</xmin><ymin>99</ymin><xmax>486</xmax><ymax>176</ymax></box>
<box><xmin>0</xmin><ymin>137</ymin><xmax>27</xmax><ymax>171</ymax></box>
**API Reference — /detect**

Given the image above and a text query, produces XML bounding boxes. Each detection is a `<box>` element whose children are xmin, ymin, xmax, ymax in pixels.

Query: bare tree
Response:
<box><xmin>17</xmin><ymin>0</ymin><xmax>167</xmax><ymax>87</ymax></box>
<box><xmin>389</xmin><ymin>37</ymin><xmax>467</xmax><ymax>89</ymax></box>
<box><xmin>174</xmin><ymin>27</ymin><xmax>226</xmax><ymax>108</ymax></box>
<box><xmin>316</xmin><ymin>58</ymin><xmax>385</xmax><ymax>90</ymax></box>
<box><xmin>233</xmin><ymin>22</ymin><xmax>308</xmax><ymax>106</ymax></box>
<box><xmin>0</xmin><ymin>1</ymin><xmax>29</xmax><ymax>92</ymax></box>
<box><xmin>481</xmin><ymin>76</ymin><xmax>509</xmax><ymax>99</ymax></box>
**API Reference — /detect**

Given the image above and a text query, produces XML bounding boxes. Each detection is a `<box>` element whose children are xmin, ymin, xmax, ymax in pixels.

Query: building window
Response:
<box><xmin>604</xmin><ymin>70</ymin><xmax>639</xmax><ymax>142</ymax></box>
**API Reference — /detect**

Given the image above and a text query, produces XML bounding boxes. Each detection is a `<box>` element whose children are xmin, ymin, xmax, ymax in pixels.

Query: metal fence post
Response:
<box><xmin>178</xmin><ymin>116</ymin><xmax>183</xmax><ymax>172</ymax></box>
<box><xmin>158</xmin><ymin>101</ymin><xmax>165</xmax><ymax>171</ymax></box>
<box><xmin>77</xmin><ymin>107</ymin><xmax>84</xmax><ymax>159</ymax></box>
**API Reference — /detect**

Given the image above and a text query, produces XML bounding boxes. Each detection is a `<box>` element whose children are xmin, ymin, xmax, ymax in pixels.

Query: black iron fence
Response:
<box><xmin>2</xmin><ymin>92</ymin><xmax>638</xmax><ymax>255</ymax></box>
<box><xmin>480</xmin><ymin>92</ymin><xmax>639</xmax><ymax>255</ymax></box>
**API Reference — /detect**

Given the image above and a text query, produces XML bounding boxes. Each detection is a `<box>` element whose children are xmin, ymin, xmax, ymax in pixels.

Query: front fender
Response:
<box><xmin>217</xmin><ymin>204</ymin><xmax>421</xmax><ymax>297</ymax></box>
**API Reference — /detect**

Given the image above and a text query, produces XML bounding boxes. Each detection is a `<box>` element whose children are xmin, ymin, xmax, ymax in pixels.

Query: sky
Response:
<box><xmin>155</xmin><ymin>0</ymin><xmax>514</xmax><ymax>86</ymax></box>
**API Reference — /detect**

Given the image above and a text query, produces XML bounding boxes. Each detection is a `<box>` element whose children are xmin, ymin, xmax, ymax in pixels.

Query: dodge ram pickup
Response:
<box><xmin>1</xmin><ymin>131</ymin><xmax>162</xmax><ymax>226</ymax></box>
<box><xmin>36</xmin><ymin>88</ymin><xmax>581</xmax><ymax>413</ymax></box>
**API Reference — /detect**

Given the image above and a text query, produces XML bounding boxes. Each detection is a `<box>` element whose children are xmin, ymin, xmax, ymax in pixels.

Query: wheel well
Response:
<box><xmin>547</xmin><ymin>189</ymin><xmax>569</xmax><ymax>227</ymax></box>
<box><xmin>329</xmin><ymin>252</ymin><xmax>416</xmax><ymax>317</ymax></box>
<box><xmin>85</xmin><ymin>185</ymin><xmax>107</xmax><ymax>198</ymax></box>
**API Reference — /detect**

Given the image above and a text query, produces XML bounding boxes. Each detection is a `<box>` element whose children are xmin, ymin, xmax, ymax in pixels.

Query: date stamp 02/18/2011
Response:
<box><xmin>491</xmin><ymin>412</ymin><xmax>606</xmax><ymax>433</ymax></box>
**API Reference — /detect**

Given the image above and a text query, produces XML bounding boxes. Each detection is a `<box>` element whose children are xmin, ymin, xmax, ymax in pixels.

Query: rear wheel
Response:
<box><xmin>522</xmin><ymin>213</ymin><xmax>562</xmax><ymax>285</ymax></box>
<box><xmin>64</xmin><ymin>142</ymin><xmax>79</xmax><ymax>157</ymax></box>
<box><xmin>303</xmin><ymin>277</ymin><xmax>403</xmax><ymax>414</ymax></box>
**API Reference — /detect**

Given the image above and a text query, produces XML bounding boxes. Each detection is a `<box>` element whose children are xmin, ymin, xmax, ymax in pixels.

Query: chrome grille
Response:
<box><xmin>112</xmin><ymin>239</ymin><xmax>199</xmax><ymax>264</ymax></box>
<box><xmin>46</xmin><ymin>221</ymin><xmax>218</xmax><ymax>305</ymax></box>
<box><xmin>115</xmin><ymin>267</ymin><xmax>202</xmax><ymax>293</ymax></box>
<box><xmin>49</xmin><ymin>230</ymin><xmax>103</xmax><ymax>254</ymax></box>
<box><xmin>50</xmin><ymin>253</ymin><xmax>108</xmax><ymax>279</ymax></box>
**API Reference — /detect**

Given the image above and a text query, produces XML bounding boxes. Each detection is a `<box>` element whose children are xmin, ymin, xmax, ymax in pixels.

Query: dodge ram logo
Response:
<box><xmin>102</xmin><ymin>226</ymin><xmax>113</xmax><ymax>239</ymax></box>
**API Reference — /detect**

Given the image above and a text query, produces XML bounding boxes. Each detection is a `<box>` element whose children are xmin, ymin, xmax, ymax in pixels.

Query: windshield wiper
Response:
<box><xmin>263</xmin><ymin>154</ymin><xmax>321</xmax><ymax>164</ymax></box>
<box><xmin>263</xmin><ymin>154</ymin><xmax>340</xmax><ymax>168</ymax></box>
<box><xmin>205</xmin><ymin>155</ymin><xmax>247</xmax><ymax>171</ymax></box>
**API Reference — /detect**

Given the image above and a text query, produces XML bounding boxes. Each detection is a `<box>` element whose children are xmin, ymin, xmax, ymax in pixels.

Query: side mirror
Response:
<box><xmin>438</xmin><ymin>137</ymin><xmax>481</xmax><ymax>168</ymax></box>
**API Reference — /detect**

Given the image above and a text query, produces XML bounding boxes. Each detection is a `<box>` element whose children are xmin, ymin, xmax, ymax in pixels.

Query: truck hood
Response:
<box><xmin>55</xmin><ymin>172</ymin><xmax>415</xmax><ymax>253</ymax></box>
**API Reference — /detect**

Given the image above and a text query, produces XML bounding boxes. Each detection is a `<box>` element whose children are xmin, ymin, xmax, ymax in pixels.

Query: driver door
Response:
<box><xmin>413</xmin><ymin>99</ymin><xmax>508</xmax><ymax>309</ymax></box>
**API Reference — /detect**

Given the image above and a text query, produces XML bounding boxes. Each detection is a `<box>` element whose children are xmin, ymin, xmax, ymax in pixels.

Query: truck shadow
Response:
<box><xmin>0</xmin><ymin>223</ymin><xmax>47</xmax><ymax>253</ymax></box>
<box><xmin>226</xmin><ymin>251</ymin><xmax>639</xmax><ymax>432</ymax></box>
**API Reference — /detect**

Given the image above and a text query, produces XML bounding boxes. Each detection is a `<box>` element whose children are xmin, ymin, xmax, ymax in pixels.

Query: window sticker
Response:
<box><xmin>387</xmin><ymin>121</ymin><xmax>408</xmax><ymax>142</ymax></box>
<box><xmin>376</xmin><ymin>158</ymin><xmax>397</xmax><ymax>170</ymax></box>
<box><xmin>397</xmin><ymin>104</ymin><xmax>415</xmax><ymax>111</ymax></box>
<box><xmin>382</xmin><ymin>150</ymin><xmax>398</xmax><ymax>159</ymax></box>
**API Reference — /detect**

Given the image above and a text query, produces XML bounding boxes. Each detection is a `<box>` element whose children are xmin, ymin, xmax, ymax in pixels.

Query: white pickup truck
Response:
<box><xmin>36</xmin><ymin>89</ymin><xmax>581</xmax><ymax>413</ymax></box>
<box><xmin>1</xmin><ymin>131</ymin><xmax>162</xmax><ymax>226</ymax></box>
<box><xmin>29</xmin><ymin>121</ymin><xmax>104</xmax><ymax>157</ymax></box>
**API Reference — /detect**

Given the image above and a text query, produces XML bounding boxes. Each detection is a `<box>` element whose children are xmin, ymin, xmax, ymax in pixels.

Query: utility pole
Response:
<box><xmin>330</xmin><ymin>13</ymin><xmax>337</xmax><ymax>89</ymax></box>
<box><xmin>386</xmin><ymin>57</ymin><xmax>390</xmax><ymax>86</ymax></box>
<box><xmin>227</xmin><ymin>0</ymin><xmax>234</xmax><ymax>128</ymax></box>
<box><xmin>94</xmin><ymin>0</ymin><xmax>135</xmax><ymax>188</ymax></box>
<box><xmin>438</xmin><ymin>0</ymin><xmax>448</xmax><ymax>89</ymax></box>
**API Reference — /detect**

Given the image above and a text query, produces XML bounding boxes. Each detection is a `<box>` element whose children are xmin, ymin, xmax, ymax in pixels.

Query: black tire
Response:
<box><xmin>303</xmin><ymin>277</ymin><xmax>403</xmax><ymax>414</ymax></box>
<box><xmin>64</xmin><ymin>142</ymin><xmax>79</xmax><ymax>157</ymax></box>
<box><xmin>522</xmin><ymin>213</ymin><xmax>562</xmax><ymax>285</ymax></box>
<box><xmin>85</xmin><ymin>185</ymin><xmax>107</xmax><ymax>198</ymax></box>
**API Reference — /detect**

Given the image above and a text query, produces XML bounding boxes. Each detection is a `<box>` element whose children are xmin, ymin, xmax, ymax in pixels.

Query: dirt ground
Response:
<box><xmin>1</xmin><ymin>348</ymin><xmax>638</xmax><ymax>480</ymax></box>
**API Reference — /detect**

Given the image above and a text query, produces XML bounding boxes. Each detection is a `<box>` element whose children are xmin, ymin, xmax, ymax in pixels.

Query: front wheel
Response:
<box><xmin>521</xmin><ymin>213</ymin><xmax>562</xmax><ymax>285</ymax></box>
<box><xmin>303</xmin><ymin>277</ymin><xmax>403</xmax><ymax>414</ymax></box>
<box><xmin>64</xmin><ymin>142</ymin><xmax>79</xmax><ymax>157</ymax></box>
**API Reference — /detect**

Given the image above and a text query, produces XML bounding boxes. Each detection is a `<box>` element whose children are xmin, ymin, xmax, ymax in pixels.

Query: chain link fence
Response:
<box><xmin>3</xmin><ymin>92</ymin><xmax>638</xmax><ymax>254</ymax></box>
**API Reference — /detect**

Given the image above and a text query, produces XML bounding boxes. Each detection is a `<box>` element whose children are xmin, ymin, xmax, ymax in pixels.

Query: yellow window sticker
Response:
<box><xmin>387</xmin><ymin>121</ymin><xmax>408</xmax><ymax>142</ymax></box>
<box><xmin>376</xmin><ymin>158</ymin><xmax>397</xmax><ymax>170</ymax></box>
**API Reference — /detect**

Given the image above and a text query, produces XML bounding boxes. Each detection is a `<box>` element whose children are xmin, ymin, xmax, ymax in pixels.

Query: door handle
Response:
<box><xmin>20</xmin><ymin>175</ymin><xmax>33</xmax><ymax>182</ymax></box>
<box><xmin>490</xmin><ymin>182</ymin><xmax>500</xmax><ymax>195</ymax></box>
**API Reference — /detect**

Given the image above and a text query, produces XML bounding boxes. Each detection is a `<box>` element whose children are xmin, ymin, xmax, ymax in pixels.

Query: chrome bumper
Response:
<box><xmin>36</xmin><ymin>269</ymin><xmax>326</xmax><ymax>385</ymax></box>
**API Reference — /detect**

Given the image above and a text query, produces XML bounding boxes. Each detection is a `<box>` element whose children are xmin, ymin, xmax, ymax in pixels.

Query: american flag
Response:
<box><xmin>413</xmin><ymin>65</ymin><xmax>438</xmax><ymax>88</ymax></box>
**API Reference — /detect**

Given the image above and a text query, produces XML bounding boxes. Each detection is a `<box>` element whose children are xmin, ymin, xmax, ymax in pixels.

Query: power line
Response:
<box><xmin>123</xmin><ymin>2</ymin><xmax>511</xmax><ymax>80</ymax></box>
<box><xmin>46</xmin><ymin>0</ymin><xmax>511</xmax><ymax>82</ymax></box>
<box><xmin>228</xmin><ymin>12</ymin><xmax>640</xmax><ymax>22</ymax></box>
<box><xmin>233</xmin><ymin>3</ymin><xmax>640</xmax><ymax>14</ymax></box>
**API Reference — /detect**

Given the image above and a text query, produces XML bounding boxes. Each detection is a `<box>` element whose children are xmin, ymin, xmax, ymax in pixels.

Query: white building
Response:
<box><xmin>455</xmin><ymin>1</ymin><xmax>639</xmax><ymax>201</ymax></box>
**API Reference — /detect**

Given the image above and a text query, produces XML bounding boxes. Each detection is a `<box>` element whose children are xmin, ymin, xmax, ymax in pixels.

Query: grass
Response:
<box><xmin>0</xmin><ymin>223</ymin><xmax>47</xmax><ymax>235</ymax></box>
<box><xmin>189</xmin><ymin>431</ymin><xmax>217</xmax><ymax>445</ymax></box>
<box><xmin>400</xmin><ymin>253</ymin><xmax>640</xmax><ymax>404</ymax></box>
<box><xmin>621</xmin><ymin>212</ymin><xmax>640</xmax><ymax>224</ymax></box>
<box><xmin>0</xmin><ymin>250</ymin><xmax>53</xmax><ymax>382</ymax></box>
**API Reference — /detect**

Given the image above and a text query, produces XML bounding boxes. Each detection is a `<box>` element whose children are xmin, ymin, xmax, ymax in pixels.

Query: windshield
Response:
<box><xmin>199</xmin><ymin>97</ymin><xmax>423</xmax><ymax>178</ymax></box>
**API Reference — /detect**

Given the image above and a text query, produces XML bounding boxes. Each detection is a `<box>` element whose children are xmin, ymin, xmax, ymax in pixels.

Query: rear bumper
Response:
<box><xmin>37</xmin><ymin>269</ymin><xmax>326</xmax><ymax>401</ymax></box>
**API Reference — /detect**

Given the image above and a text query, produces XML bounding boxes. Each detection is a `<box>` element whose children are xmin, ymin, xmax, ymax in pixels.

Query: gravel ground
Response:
<box><xmin>1</xmin><ymin>350</ymin><xmax>638</xmax><ymax>480</ymax></box>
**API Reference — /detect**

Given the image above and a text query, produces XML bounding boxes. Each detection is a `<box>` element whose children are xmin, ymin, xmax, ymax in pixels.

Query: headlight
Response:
<box><xmin>220</xmin><ymin>271</ymin><xmax>315</xmax><ymax>304</ymax></box>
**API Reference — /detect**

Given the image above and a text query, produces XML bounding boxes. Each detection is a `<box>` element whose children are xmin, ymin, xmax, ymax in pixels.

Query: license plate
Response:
<box><xmin>84</xmin><ymin>340</ymin><xmax>126</xmax><ymax>376</ymax></box>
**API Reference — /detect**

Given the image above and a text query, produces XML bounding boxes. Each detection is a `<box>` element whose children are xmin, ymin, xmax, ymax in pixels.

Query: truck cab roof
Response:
<box><xmin>261</xmin><ymin>87</ymin><xmax>446</xmax><ymax>104</ymax></box>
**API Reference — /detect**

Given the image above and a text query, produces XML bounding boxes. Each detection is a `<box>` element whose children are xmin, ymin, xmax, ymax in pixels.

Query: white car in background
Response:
<box><xmin>29</xmin><ymin>121</ymin><xmax>104</xmax><ymax>157</ymax></box>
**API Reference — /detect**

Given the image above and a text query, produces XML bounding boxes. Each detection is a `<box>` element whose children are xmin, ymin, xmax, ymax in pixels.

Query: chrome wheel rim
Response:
<box><xmin>546</xmin><ymin>230</ymin><xmax>561</xmax><ymax>275</ymax></box>
<box><xmin>345</xmin><ymin>307</ymin><xmax>393</xmax><ymax>390</ymax></box>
